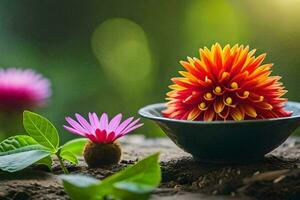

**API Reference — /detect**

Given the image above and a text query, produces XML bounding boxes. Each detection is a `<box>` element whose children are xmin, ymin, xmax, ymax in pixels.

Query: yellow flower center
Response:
<box><xmin>230</xmin><ymin>82</ymin><xmax>238</xmax><ymax>89</ymax></box>
<box><xmin>243</xmin><ymin>91</ymin><xmax>249</xmax><ymax>96</ymax></box>
<box><xmin>205</xmin><ymin>92</ymin><xmax>212</xmax><ymax>99</ymax></box>
<box><xmin>225</xmin><ymin>97</ymin><xmax>233</xmax><ymax>105</ymax></box>
<box><xmin>199</xmin><ymin>102</ymin><xmax>206</xmax><ymax>109</ymax></box>
<box><xmin>214</xmin><ymin>86</ymin><xmax>222</xmax><ymax>94</ymax></box>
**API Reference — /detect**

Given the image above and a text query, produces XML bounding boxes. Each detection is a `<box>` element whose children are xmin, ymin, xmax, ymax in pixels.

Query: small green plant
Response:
<box><xmin>60</xmin><ymin>153</ymin><xmax>161</xmax><ymax>200</ymax></box>
<box><xmin>0</xmin><ymin>111</ymin><xmax>88</xmax><ymax>173</ymax></box>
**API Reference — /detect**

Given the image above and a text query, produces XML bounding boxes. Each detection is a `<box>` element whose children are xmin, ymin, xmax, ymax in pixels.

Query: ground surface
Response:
<box><xmin>1</xmin><ymin>136</ymin><xmax>300</xmax><ymax>200</ymax></box>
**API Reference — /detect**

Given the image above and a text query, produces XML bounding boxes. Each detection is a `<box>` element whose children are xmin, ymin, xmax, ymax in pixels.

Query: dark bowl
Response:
<box><xmin>139</xmin><ymin>101</ymin><xmax>300</xmax><ymax>163</ymax></box>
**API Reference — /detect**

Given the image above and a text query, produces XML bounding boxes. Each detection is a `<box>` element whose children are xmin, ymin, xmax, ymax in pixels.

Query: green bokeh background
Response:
<box><xmin>0</xmin><ymin>0</ymin><xmax>300</xmax><ymax>142</ymax></box>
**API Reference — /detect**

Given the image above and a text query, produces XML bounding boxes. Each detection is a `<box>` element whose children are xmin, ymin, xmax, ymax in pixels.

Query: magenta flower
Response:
<box><xmin>0</xmin><ymin>68</ymin><xmax>51</xmax><ymax>111</ymax></box>
<box><xmin>64</xmin><ymin>113</ymin><xmax>144</xmax><ymax>143</ymax></box>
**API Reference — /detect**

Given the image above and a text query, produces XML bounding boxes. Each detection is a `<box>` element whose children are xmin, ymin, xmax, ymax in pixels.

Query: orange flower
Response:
<box><xmin>162</xmin><ymin>43</ymin><xmax>292</xmax><ymax>121</ymax></box>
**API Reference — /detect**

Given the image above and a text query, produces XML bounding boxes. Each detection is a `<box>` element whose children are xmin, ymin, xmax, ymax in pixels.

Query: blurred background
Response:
<box><xmin>0</xmin><ymin>0</ymin><xmax>300</xmax><ymax>142</ymax></box>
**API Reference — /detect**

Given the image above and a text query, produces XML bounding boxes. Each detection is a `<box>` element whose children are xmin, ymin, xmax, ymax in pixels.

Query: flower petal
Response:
<box><xmin>85</xmin><ymin>133</ymin><xmax>98</xmax><ymax>143</ymax></box>
<box><xmin>107</xmin><ymin>113</ymin><xmax>122</xmax><ymax>133</ymax></box>
<box><xmin>187</xmin><ymin>108</ymin><xmax>201</xmax><ymax>120</ymax></box>
<box><xmin>243</xmin><ymin>104</ymin><xmax>257</xmax><ymax>118</ymax></box>
<box><xmin>121</xmin><ymin>118</ymin><xmax>141</xmax><ymax>134</ymax></box>
<box><xmin>75</xmin><ymin>113</ymin><xmax>94</xmax><ymax>134</ymax></box>
<box><xmin>204</xmin><ymin>108</ymin><xmax>215</xmax><ymax>121</ymax></box>
<box><xmin>218</xmin><ymin>106</ymin><xmax>230</xmax><ymax>119</ymax></box>
<box><xmin>65</xmin><ymin>117</ymin><xmax>86</xmax><ymax>132</ymax></box>
<box><xmin>214</xmin><ymin>98</ymin><xmax>225</xmax><ymax>113</ymax></box>
<box><xmin>121</xmin><ymin>123</ymin><xmax>144</xmax><ymax>136</ymax></box>
<box><xmin>95</xmin><ymin>129</ymin><xmax>107</xmax><ymax>143</ymax></box>
<box><xmin>99</xmin><ymin>113</ymin><xmax>109</xmax><ymax>131</ymax></box>
<box><xmin>88</xmin><ymin>112</ymin><xmax>97</xmax><ymax>131</ymax></box>
<box><xmin>92</xmin><ymin>113</ymin><xmax>100</xmax><ymax>129</ymax></box>
<box><xmin>115</xmin><ymin>117</ymin><xmax>134</xmax><ymax>135</ymax></box>
<box><xmin>256</xmin><ymin>102</ymin><xmax>273</xmax><ymax>110</ymax></box>
<box><xmin>106</xmin><ymin>132</ymin><xmax>116</xmax><ymax>143</ymax></box>
<box><xmin>230</xmin><ymin>106</ymin><xmax>245</xmax><ymax>121</ymax></box>
<box><xmin>63</xmin><ymin>125</ymin><xmax>86</xmax><ymax>136</ymax></box>
<box><xmin>249</xmin><ymin>92</ymin><xmax>264</xmax><ymax>102</ymax></box>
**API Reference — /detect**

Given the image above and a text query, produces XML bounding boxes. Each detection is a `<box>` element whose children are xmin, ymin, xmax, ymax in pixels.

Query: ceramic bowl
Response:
<box><xmin>139</xmin><ymin>101</ymin><xmax>300</xmax><ymax>163</ymax></box>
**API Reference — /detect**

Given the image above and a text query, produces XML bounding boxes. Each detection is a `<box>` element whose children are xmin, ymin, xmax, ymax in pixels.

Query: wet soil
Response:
<box><xmin>0</xmin><ymin>136</ymin><xmax>300</xmax><ymax>200</ymax></box>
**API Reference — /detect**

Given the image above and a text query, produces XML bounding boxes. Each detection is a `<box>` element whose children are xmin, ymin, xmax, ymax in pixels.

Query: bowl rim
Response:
<box><xmin>138</xmin><ymin>101</ymin><xmax>300</xmax><ymax>125</ymax></box>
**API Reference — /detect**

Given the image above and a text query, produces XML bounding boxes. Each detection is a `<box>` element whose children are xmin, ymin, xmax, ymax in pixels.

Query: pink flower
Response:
<box><xmin>64</xmin><ymin>113</ymin><xmax>144</xmax><ymax>143</ymax></box>
<box><xmin>0</xmin><ymin>68</ymin><xmax>51</xmax><ymax>111</ymax></box>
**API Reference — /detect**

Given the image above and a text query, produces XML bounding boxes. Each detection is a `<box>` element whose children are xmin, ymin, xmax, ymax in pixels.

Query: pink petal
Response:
<box><xmin>122</xmin><ymin>118</ymin><xmax>141</xmax><ymax>134</ymax></box>
<box><xmin>65</xmin><ymin>117</ymin><xmax>86</xmax><ymax>132</ymax></box>
<box><xmin>95</xmin><ymin>129</ymin><xmax>107</xmax><ymax>143</ymax></box>
<box><xmin>121</xmin><ymin>123</ymin><xmax>144</xmax><ymax>136</ymax></box>
<box><xmin>85</xmin><ymin>133</ymin><xmax>98</xmax><ymax>142</ymax></box>
<box><xmin>88</xmin><ymin>112</ymin><xmax>97</xmax><ymax>130</ymax></box>
<box><xmin>107</xmin><ymin>113</ymin><xmax>122</xmax><ymax>133</ymax></box>
<box><xmin>106</xmin><ymin>132</ymin><xmax>116</xmax><ymax>143</ymax></box>
<box><xmin>75</xmin><ymin>113</ymin><xmax>94</xmax><ymax>134</ymax></box>
<box><xmin>115</xmin><ymin>117</ymin><xmax>134</xmax><ymax>135</ymax></box>
<box><xmin>63</xmin><ymin>125</ymin><xmax>86</xmax><ymax>136</ymax></box>
<box><xmin>99</xmin><ymin>113</ymin><xmax>109</xmax><ymax>130</ymax></box>
<box><xmin>92</xmin><ymin>113</ymin><xmax>100</xmax><ymax>129</ymax></box>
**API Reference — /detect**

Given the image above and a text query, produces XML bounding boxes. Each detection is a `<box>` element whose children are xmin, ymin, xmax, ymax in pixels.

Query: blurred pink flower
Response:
<box><xmin>0</xmin><ymin>68</ymin><xmax>51</xmax><ymax>111</ymax></box>
<box><xmin>64</xmin><ymin>113</ymin><xmax>143</xmax><ymax>143</ymax></box>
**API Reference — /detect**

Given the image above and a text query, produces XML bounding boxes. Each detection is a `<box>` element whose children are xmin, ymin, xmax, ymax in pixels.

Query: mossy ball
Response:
<box><xmin>83</xmin><ymin>141</ymin><xmax>122</xmax><ymax>167</ymax></box>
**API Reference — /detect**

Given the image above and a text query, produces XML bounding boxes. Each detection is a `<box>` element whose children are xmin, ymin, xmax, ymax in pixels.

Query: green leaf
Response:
<box><xmin>61</xmin><ymin>138</ymin><xmax>88</xmax><ymax>156</ymax></box>
<box><xmin>61</xmin><ymin>174</ymin><xmax>99</xmax><ymax>186</ymax></box>
<box><xmin>0</xmin><ymin>149</ymin><xmax>51</xmax><ymax>172</ymax></box>
<box><xmin>102</xmin><ymin>153</ymin><xmax>161</xmax><ymax>187</ymax></box>
<box><xmin>114</xmin><ymin>181</ymin><xmax>155</xmax><ymax>193</ymax></box>
<box><xmin>36</xmin><ymin>155</ymin><xmax>53</xmax><ymax>170</ymax></box>
<box><xmin>59</xmin><ymin>138</ymin><xmax>88</xmax><ymax>165</ymax></box>
<box><xmin>108</xmin><ymin>187</ymin><xmax>150</xmax><ymax>200</ymax></box>
<box><xmin>61</xmin><ymin>153</ymin><xmax>161</xmax><ymax>200</ymax></box>
<box><xmin>60</xmin><ymin>150</ymin><xmax>78</xmax><ymax>164</ymax></box>
<box><xmin>0</xmin><ymin>135</ymin><xmax>52</xmax><ymax>172</ymax></box>
<box><xmin>23</xmin><ymin>111</ymin><xmax>59</xmax><ymax>152</ymax></box>
<box><xmin>101</xmin><ymin>153</ymin><xmax>161</xmax><ymax>199</ymax></box>
<box><xmin>60</xmin><ymin>174</ymin><xmax>101</xmax><ymax>200</ymax></box>
<box><xmin>0</xmin><ymin>135</ymin><xmax>46</xmax><ymax>155</ymax></box>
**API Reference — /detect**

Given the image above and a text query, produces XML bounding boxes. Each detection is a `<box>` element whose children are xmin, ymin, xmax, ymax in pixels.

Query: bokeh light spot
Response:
<box><xmin>92</xmin><ymin>18</ymin><xmax>152</xmax><ymax>84</ymax></box>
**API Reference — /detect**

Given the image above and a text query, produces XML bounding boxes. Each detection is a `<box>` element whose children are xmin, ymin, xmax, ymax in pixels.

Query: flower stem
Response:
<box><xmin>56</xmin><ymin>153</ymin><xmax>69</xmax><ymax>174</ymax></box>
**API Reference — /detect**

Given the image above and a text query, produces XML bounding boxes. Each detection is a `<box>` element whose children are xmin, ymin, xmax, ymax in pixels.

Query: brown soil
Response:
<box><xmin>0</xmin><ymin>136</ymin><xmax>300</xmax><ymax>200</ymax></box>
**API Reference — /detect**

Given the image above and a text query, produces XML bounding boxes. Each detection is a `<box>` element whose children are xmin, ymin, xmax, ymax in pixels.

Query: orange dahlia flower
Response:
<box><xmin>162</xmin><ymin>43</ymin><xmax>292</xmax><ymax>121</ymax></box>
